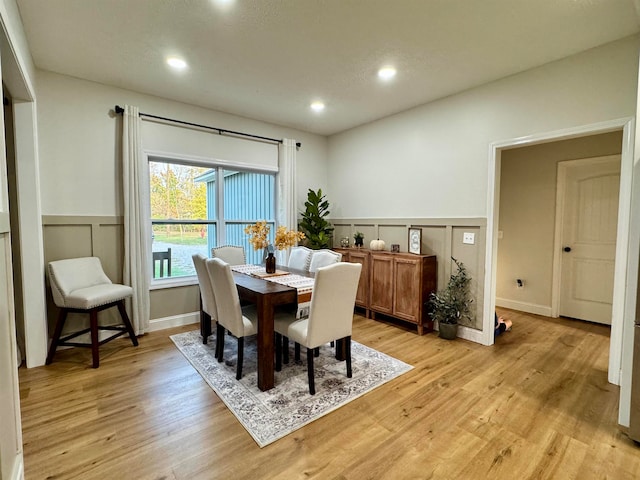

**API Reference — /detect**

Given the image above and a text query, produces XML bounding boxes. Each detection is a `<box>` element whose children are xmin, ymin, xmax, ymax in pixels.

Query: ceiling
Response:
<box><xmin>16</xmin><ymin>0</ymin><xmax>640</xmax><ymax>136</ymax></box>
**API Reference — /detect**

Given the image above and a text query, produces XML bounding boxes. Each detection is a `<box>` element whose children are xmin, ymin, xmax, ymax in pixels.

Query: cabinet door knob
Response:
<box><xmin>563</xmin><ymin>246</ymin><xmax>572</xmax><ymax>252</ymax></box>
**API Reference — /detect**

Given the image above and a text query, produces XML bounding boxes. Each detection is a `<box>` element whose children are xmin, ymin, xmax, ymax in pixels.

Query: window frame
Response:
<box><xmin>146</xmin><ymin>151</ymin><xmax>278</xmax><ymax>288</ymax></box>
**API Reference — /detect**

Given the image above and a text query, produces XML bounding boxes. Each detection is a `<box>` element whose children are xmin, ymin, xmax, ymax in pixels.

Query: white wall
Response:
<box><xmin>327</xmin><ymin>36</ymin><xmax>638</xmax><ymax>219</ymax></box>
<box><xmin>35</xmin><ymin>70</ymin><xmax>328</xmax><ymax>217</ymax></box>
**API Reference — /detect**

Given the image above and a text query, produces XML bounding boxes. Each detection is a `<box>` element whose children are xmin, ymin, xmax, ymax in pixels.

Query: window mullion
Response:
<box><xmin>216</xmin><ymin>166</ymin><xmax>225</xmax><ymax>245</ymax></box>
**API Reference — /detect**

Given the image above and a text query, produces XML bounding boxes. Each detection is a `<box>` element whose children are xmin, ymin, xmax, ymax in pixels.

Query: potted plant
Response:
<box><xmin>299</xmin><ymin>188</ymin><xmax>334</xmax><ymax>249</ymax></box>
<box><xmin>428</xmin><ymin>257</ymin><xmax>473</xmax><ymax>340</ymax></box>
<box><xmin>353</xmin><ymin>231</ymin><xmax>364</xmax><ymax>247</ymax></box>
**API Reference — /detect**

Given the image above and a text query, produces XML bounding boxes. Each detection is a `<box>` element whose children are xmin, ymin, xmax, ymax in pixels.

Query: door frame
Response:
<box><xmin>484</xmin><ymin>117</ymin><xmax>634</xmax><ymax>387</ymax></box>
<box><xmin>552</xmin><ymin>155</ymin><xmax>621</xmax><ymax>321</ymax></box>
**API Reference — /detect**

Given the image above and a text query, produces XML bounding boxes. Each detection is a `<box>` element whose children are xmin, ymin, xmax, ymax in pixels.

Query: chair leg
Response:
<box><xmin>307</xmin><ymin>347</ymin><xmax>315</xmax><ymax>395</ymax></box>
<box><xmin>294</xmin><ymin>342</ymin><xmax>301</xmax><ymax>362</ymax></box>
<box><xmin>216</xmin><ymin>324</ymin><xmax>225</xmax><ymax>362</ymax></box>
<box><xmin>346</xmin><ymin>336</ymin><xmax>352</xmax><ymax>378</ymax></box>
<box><xmin>45</xmin><ymin>308</ymin><xmax>68</xmax><ymax>365</ymax></box>
<box><xmin>314</xmin><ymin>347</ymin><xmax>320</xmax><ymax>357</ymax></box>
<box><xmin>117</xmin><ymin>300</ymin><xmax>138</xmax><ymax>346</ymax></box>
<box><xmin>275</xmin><ymin>333</ymin><xmax>282</xmax><ymax>372</ymax></box>
<box><xmin>90</xmin><ymin>309</ymin><xmax>100</xmax><ymax>368</ymax></box>
<box><xmin>236</xmin><ymin>337</ymin><xmax>244</xmax><ymax>380</ymax></box>
<box><xmin>282</xmin><ymin>336</ymin><xmax>289</xmax><ymax>364</ymax></box>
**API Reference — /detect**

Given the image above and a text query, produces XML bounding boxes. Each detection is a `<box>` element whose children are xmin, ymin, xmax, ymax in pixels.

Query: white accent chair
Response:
<box><xmin>192</xmin><ymin>254</ymin><xmax>218</xmax><ymax>347</ymax></box>
<box><xmin>274</xmin><ymin>262</ymin><xmax>362</xmax><ymax>394</ymax></box>
<box><xmin>206</xmin><ymin>258</ymin><xmax>258</xmax><ymax>380</ymax></box>
<box><xmin>46</xmin><ymin>257</ymin><xmax>138</xmax><ymax>368</ymax></box>
<box><xmin>211</xmin><ymin>245</ymin><xmax>246</xmax><ymax>266</ymax></box>
<box><xmin>287</xmin><ymin>246</ymin><xmax>312</xmax><ymax>271</ymax></box>
<box><xmin>308</xmin><ymin>249</ymin><xmax>342</xmax><ymax>273</ymax></box>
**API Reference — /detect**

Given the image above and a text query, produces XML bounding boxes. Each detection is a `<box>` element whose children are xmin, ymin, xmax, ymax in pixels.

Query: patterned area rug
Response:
<box><xmin>170</xmin><ymin>330</ymin><xmax>413</xmax><ymax>447</ymax></box>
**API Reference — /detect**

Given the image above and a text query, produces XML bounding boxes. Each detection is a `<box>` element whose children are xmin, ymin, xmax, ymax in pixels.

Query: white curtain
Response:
<box><xmin>276</xmin><ymin>138</ymin><xmax>297</xmax><ymax>264</ymax></box>
<box><xmin>122</xmin><ymin>105</ymin><xmax>151</xmax><ymax>334</ymax></box>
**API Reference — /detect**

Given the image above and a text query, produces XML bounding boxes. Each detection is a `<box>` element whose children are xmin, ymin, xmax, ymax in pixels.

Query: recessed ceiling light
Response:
<box><xmin>378</xmin><ymin>66</ymin><xmax>397</xmax><ymax>80</ymax></box>
<box><xmin>166</xmin><ymin>57</ymin><xmax>187</xmax><ymax>70</ymax></box>
<box><xmin>310</xmin><ymin>101</ymin><xmax>325</xmax><ymax>112</ymax></box>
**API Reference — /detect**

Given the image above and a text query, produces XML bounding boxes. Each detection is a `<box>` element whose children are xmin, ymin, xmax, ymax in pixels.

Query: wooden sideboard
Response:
<box><xmin>334</xmin><ymin>248</ymin><xmax>437</xmax><ymax>335</ymax></box>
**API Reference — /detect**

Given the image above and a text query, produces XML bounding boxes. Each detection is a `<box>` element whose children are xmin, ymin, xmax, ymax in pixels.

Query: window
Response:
<box><xmin>149</xmin><ymin>159</ymin><xmax>275</xmax><ymax>281</ymax></box>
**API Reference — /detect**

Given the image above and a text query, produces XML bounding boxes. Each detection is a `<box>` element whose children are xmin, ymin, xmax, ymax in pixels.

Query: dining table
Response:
<box><xmin>232</xmin><ymin>265</ymin><xmax>312</xmax><ymax>391</ymax></box>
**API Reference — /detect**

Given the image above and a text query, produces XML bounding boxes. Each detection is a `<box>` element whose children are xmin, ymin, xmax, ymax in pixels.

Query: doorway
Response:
<box><xmin>485</xmin><ymin>118</ymin><xmax>634</xmax><ymax>388</ymax></box>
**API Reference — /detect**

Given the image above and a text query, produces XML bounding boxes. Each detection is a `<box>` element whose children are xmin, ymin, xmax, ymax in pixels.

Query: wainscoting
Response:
<box><xmin>332</xmin><ymin>217</ymin><xmax>486</xmax><ymax>330</ymax></box>
<box><xmin>42</xmin><ymin>215</ymin><xmax>487</xmax><ymax>333</ymax></box>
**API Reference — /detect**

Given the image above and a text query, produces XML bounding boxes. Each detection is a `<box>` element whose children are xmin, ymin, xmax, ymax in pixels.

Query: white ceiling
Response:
<box><xmin>16</xmin><ymin>0</ymin><xmax>640</xmax><ymax>136</ymax></box>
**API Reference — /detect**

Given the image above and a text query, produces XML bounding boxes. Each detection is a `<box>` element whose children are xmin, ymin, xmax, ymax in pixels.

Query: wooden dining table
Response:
<box><xmin>232</xmin><ymin>266</ymin><xmax>306</xmax><ymax>391</ymax></box>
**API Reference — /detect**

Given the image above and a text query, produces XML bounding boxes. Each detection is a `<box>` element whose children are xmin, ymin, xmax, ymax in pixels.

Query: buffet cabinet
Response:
<box><xmin>334</xmin><ymin>248</ymin><xmax>437</xmax><ymax>335</ymax></box>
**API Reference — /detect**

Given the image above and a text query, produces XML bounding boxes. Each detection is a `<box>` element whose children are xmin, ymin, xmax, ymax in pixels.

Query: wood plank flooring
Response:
<box><xmin>19</xmin><ymin>309</ymin><xmax>640</xmax><ymax>479</ymax></box>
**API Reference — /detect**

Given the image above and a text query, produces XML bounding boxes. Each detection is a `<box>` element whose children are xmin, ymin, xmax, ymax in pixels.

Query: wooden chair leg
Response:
<box><xmin>295</xmin><ymin>342</ymin><xmax>301</xmax><ymax>362</ymax></box>
<box><xmin>307</xmin><ymin>347</ymin><xmax>315</xmax><ymax>395</ymax></box>
<box><xmin>346</xmin><ymin>336</ymin><xmax>352</xmax><ymax>378</ymax></box>
<box><xmin>275</xmin><ymin>333</ymin><xmax>282</xmax><ymax>372</ymax></box>
<box><xmin>236</xmin><ymin>337</ymin><xmax>244</xmax><ymax>380</ymax></box>
<box><xmin>314</xmin><ymin>347</ymin><xmax>320</xmax><ymax>357</ymax></box>
<box><xmin>282</xmin><ymin>336</ymin><xmax>289</xmax><ymax>364</ymax></box>
<box><xmin>45</xmin><ymin>308</ymin><xmax>68</xmax><ymax>365</ymax></box>
<box><xmin>117</xmin><ymin>300</ymin><xmax>138</xmax><ymax>346</ymax></box>
<box><xmin>90</xmin><ymin>309</ymin><xmax>100</xmax><ymax>368</ymax></box>
<box><xmin>216</xmin><ymin>324</ymin><xmax>225</xmax><ymax>362</ymax></box>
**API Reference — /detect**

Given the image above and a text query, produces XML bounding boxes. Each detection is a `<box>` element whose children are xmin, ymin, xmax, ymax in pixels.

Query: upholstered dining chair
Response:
<box><xmin>46</xmin><ymin>256</ymin><xmax>138</xmax><ymax>368</ymax></box>
<box><xmin>206</xmin><ymin>257</ymin><xmax>258</xmax><ymax>380</ymax></box>
<box><xmin>287</xmin><ymin>245</ymin><xmax>312</xmax><ymax>271</ymax></box>
<box><xmin>308</xmin><ymin>249</ymin><xmax>342</xmax><ymax>273</ymax></box>
<box><xmin>192</xmin><ymin>254</ymin><xmax>218</xmax><ymax>347</ymax></box>
<box><xmin>211</xmin><ymin>245</ymin><xmax>246</xmax><ymax>266</ymax></box>
<box><xmin>274</xmin><ymin>262</ymin><xmax>362</xmax><ymax>394</ymax></box>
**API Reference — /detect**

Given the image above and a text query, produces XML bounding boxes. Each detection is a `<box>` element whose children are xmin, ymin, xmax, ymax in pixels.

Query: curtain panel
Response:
<box><xmin>122</xmin><ymin>105</ymin><xmax>151</xmax><ymax>334</ymax></box>
<box><xmin>277</xmin><ymin>139</ymin><xmax>297</xmax><ymax>264</ymax></box>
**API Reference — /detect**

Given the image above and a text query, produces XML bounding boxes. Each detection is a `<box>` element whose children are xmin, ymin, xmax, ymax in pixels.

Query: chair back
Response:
<box><xmin>309</xmin><ymin>249</ymin><xmax>342</xmax><ymax>272</ymax></box>
<box><xmin>48</xmin><ymin>257</ymin><xmax>112</xmax><ymax>308</ymax></box>
<box><xmin>288</xmin><ymin>246</ymin><xmax>312</xmax><ymax>271</ymax></box>
<box><xmin>206</xmin><ymin>258</ymin><xmax>244</xmax><ymax>337</ymax></box>
<box><xmin>192</xmin><ymin>254</ymin><xmax>217</xmax><ymax>318</ymax></box>
<box><xmin>211</xmin><ymin>245</ymin><xmax>246</xmax><ymax>266</ymax></box>
<box><xmin>306</xmin><ymin>262</ymin><xmax>361</xmax><ymax>347</ymax></box>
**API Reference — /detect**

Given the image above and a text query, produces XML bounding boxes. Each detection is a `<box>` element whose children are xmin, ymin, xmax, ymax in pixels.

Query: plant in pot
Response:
<box><xmin>299</xmin><ymin>188</ymin><xmax>334</xmax><ymax>249</ymax></box>
<box><xmin>428</xmin><ymin>257</ymin><xmax>473</xmax><ymax>340</ymax></box>
<box><xmin>353</xmin><ymin>232</ymin><xmax>364</xmax><ymax>247</ymax></box>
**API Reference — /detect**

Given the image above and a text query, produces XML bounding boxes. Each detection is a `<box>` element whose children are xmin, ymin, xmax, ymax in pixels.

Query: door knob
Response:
<box><xmin>563</xmin><ymin>246</ymin><xmax>572</xmax><ymax>252</ymax></box>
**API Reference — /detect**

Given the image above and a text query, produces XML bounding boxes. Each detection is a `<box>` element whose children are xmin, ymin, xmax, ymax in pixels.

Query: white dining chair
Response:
<box><xmin>206</xmin><ymin>257</ymin><xmax>258</xmax><ymax>380</ymax></box>
<box><xmin>308</xmin><ymin>249</ymin><xmax>342</xmax><ymax>272</ymax></box>
<box><xmin>211</xmin><ymin>245</ymin><xmax>246</xmax><ymax>266</ymax></box>
<box><xmin>287</xmin><ymin>246</ymin><xmax>312</xmax><ymax>271</ymax></box>
<box><xmin>192</xmin><ymin>254</ymin><xmax>218</xmax><ymax>347</ymax></box>
<box><xmin>45</xmin><ymin>256</ymin><xmax>138</xmax><ymax>368</ymax></box>
<box><xmin>274</xmin><ymin>262</ymin><xmax>362</xmax><ymax>394</ymax></box>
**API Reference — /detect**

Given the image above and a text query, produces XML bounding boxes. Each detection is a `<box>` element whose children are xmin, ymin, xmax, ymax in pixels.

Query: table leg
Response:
<box><xmin>334</xmin><ymin>338</ymin><xmax>346</xmax><ymax>361</ymax></box>
<box><xmin>256</xmin><ymin>296</ymin><xmax>275</xmax><ymax>391</ymax></box>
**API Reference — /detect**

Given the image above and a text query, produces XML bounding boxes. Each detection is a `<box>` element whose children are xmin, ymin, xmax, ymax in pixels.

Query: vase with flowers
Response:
<box><xmin>244</xmin><ymin>221</ymin><xmax>305</xmax><ymax>273</ymax></box>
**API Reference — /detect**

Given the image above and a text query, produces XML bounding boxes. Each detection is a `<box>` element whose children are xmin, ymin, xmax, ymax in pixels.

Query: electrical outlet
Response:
<box><xmin>463</xmin><ymin>232</ymin><xmax>475</xmax><ymax>245</ymax></box>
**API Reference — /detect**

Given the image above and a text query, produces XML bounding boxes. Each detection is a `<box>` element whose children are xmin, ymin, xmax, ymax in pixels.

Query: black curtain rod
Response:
<box><xmin>114</xmin><ymin>105</ymin><xmax>301</xmax><ymax>149</ymax></box>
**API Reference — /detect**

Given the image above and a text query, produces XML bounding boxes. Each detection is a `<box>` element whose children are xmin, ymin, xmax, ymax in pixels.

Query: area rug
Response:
<box><xmin>170</xmin><ymin>330</ymin><xmax>413</xmax><ymax>447</ymax></box>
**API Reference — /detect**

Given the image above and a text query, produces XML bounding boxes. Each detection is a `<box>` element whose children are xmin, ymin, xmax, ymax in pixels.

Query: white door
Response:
<box><xmin>559</xmin><ymin>155</ymin><xmax>621</xmax><ymax>324</ymax></box>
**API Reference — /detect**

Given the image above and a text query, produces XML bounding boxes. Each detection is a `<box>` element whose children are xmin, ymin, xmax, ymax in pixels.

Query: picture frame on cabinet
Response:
<box><xmin>408</xmin><ymin>228</ymin><xmax>422</xmax><ymax>255</ymax></box>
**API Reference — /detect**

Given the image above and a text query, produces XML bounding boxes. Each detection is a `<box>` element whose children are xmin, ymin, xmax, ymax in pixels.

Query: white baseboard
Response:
<box><xmin>148</xmin><ymin>312</ymin><xmax>199</xmax><ymax>332</ymax></box>
<box><xmin>495</xmin><ymin>298</ymin><xmax>552</xmax><ymax>317</ymax></box>
<box><xmin>457</xmin><ymin>324</ymin><xmax>486</xmax><ymax>344</ymax></box>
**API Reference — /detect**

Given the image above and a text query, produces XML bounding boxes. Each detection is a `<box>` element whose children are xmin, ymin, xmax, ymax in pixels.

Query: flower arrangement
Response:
<box><xmin>244</xmin><ymin>221</ymin><xmax>305</xmax><ymax>252</ymax></box>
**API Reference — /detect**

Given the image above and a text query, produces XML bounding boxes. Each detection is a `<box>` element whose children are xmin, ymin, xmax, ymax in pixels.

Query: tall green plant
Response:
<box><xmin>299</xmin><ymin>188</ymin><xmax>334</xmax><ymax>249</ymax></box>
<box><xmin>428</xmin><ymin>257</ymin><xmax>473</xmax><ymax>325</ymax></box>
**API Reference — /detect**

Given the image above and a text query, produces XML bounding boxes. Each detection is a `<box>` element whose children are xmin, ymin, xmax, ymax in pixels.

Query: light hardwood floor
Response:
<box><xmin>19</xmin><ymin>309</ymin><xmax>640</xmax><ymax>479</ymax></box>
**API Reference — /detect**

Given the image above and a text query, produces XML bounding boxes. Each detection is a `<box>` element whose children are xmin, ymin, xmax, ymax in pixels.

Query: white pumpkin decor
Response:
<box><xmin>370</xmin><ymin>239</ymin><xmax>386</xmax><ymax>251</ymax></box>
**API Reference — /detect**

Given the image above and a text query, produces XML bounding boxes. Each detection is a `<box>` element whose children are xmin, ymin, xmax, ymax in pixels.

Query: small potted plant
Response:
<box><xmin>428</xmin><ymin>257</ymin><xmax>473</xmax><ymax>340</ymax></box>
<box><xmin>353</xmin><ymin>231</ymin><xmax>364</xmax><ymax>247</ymax></box>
